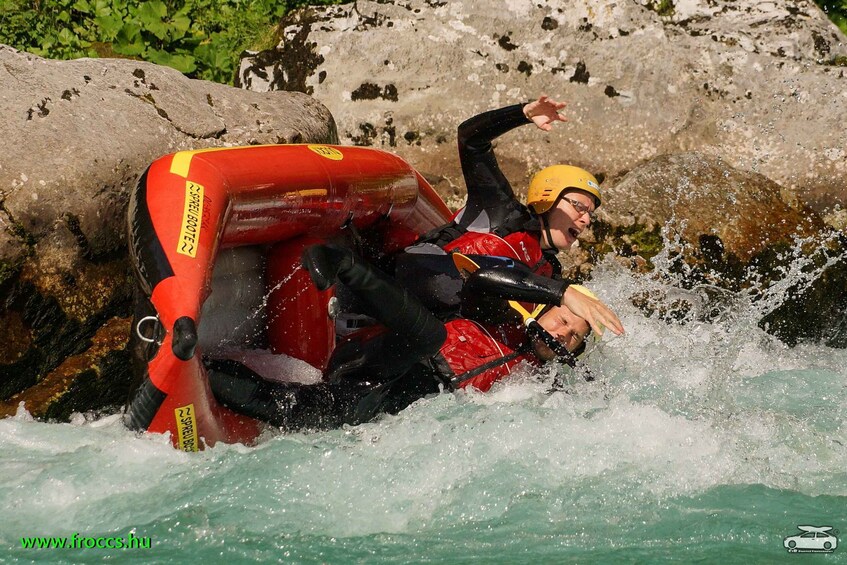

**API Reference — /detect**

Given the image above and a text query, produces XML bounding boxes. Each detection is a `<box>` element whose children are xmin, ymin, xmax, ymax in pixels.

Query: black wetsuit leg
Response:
<box><xmin>323</xmin><ymin>331</ymin><xmax>444</xmax><ymax>425</ymax></box>
<box><xmin>331</xmin><ymin>245</ymin><xmax>447</xmax><ymax>354</ymax></box>
<box><xmin>317</xmin><ymin>248</ymin><xmax>450</xmax><ymax>424</ymax></box>
<box><xmin>208</xmin><ymin>247</ymin><xmax>447</xmax><ymax>430</ymax></box>
<box><xmin>207</xmin><ymin>359</ymin><xmax>360</xmax><ymax>431</ymax></box>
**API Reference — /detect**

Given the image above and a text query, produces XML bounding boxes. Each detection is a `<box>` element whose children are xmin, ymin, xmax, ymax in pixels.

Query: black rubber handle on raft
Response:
<box><xmin>172</xmin><ymin>316</ymin><xmax>198</xmax><ymax>361</ymax></box>
<box><xmin>124</xmin><ymin>379</ymin><xmax>167</xmax><ymax>431</ymax></box>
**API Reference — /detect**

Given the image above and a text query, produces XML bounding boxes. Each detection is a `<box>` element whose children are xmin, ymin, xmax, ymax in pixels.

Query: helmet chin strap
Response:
<box><xmin>541</xmin><ymin>213</ymin><xmax>560</xmax><ymax>252</ymax></box>
<box><xmin>539</xmin><ymin>193</ymin><xmax>567</xmax><ymax>252</ymax></box>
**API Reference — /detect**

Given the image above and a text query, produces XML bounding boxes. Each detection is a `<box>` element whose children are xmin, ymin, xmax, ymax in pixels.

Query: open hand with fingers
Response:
<box><xmin>523</xmin><ymin>95</ymin><xmax>568</xmax><ymax>131</ymax></box>
<box><xmin>561</xmin><ymin>286</ymin><xmax>625</xmax><ymax>337</ymax></box>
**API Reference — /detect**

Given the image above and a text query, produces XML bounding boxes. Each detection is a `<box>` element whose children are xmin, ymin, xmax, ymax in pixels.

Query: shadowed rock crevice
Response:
<box><xmin>758</xmin><ymin>233</ymin><xmax>847</xmax><ymax>348</ymax></box>
<box><xmin>0</xmin><ymin>274</ymin><xmax>132</xmax><ymax>403</ymax></box>
<box><xmin>0</xmin><ymin>200</ymin><xmax>37</xmax><ymax>248</ymax></box>
<box><xmin>0</xmin><ymin>317</ymin><xmax>133</xmax><ymax>420</ymax></box>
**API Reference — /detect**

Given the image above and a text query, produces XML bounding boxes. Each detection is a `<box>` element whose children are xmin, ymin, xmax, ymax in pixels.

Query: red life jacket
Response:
<box><xmin>432</xmin><ymin>318</ymin><xmax>538</xmax><ymax>392</ymax></box>
<box><xmin>441</xmin><ymin>231</ymin><xmax>553</xmax><ymax>278</ymax></box>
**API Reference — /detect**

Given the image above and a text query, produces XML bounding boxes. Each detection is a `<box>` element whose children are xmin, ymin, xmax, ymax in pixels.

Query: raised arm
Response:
<box><xmin>455</xmin><ymin>103</ymin><xmax>529</xmax><ymax>230</ymax></box>
<box><xmin>455</xmin><ymin>95</ymin><xmax>569</xmax><ymax>232</ymax></box>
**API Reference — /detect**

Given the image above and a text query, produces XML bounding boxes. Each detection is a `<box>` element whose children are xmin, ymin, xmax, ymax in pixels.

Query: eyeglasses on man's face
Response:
<box><xmin>561</xmin><ymin>196</ymin><xmax>595</xmax><ymax>219</ymax></box>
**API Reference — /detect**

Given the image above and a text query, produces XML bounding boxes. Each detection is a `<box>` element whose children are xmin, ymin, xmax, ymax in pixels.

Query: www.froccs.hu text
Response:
<box><xmin>20</xmin><ymin>532</ymin><xmax>151</xmax><ymax>550</ymax></box>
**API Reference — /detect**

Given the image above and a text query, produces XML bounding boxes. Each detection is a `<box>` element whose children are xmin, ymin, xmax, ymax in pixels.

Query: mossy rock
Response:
<box><xmin>585</xmin><ymin>152</ymin><xmax>843</xmax><ymax>347</ymax></box>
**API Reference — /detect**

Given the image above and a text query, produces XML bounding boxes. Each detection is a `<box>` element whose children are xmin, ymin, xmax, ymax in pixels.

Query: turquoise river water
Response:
<box><xmin>1</xmin><ymin>242</ymin><xmax>845</xmax><ymax>564</ymax></box>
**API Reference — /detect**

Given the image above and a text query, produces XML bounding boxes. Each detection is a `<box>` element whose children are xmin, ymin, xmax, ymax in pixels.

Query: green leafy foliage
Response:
<box><xmin>0</xmin><ymin>0</ymin><xmax>342</xmax><ymax>83</ymax></box>
<box><xmin>646</xmin><ymin>0</ymin><xmax>675</xmax><ymax>17</ymax></box>
<box><xmin>814</xmin><ymin>0</ymin><xmax>847</xmax><ymax>35</ymax></box>
<box><xmin>4</xmin><ymin>0</ymin><xmax>843</xmax><ymax>83</ymax></box>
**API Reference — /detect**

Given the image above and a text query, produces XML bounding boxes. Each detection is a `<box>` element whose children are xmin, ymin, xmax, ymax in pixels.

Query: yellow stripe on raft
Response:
<box><xmin>169</xmin><ymin>147</ymin><xmax>229</xmax><ymax>178</ymax></box>
<box><xmin>169</xmin><ymin>144</ymin><xmax>346</xmax><ymax>178</ymax></box>
<box><xmin>284</xmin><ymin>189</ymin><xmax>328</xmax><ymax>198</ymax></box>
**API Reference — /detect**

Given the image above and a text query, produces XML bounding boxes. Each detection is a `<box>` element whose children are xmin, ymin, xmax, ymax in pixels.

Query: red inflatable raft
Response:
<box><xmin>125</xmin><ymin>144</ymin><xmax>451</xmax><ymax>450</ymax></box>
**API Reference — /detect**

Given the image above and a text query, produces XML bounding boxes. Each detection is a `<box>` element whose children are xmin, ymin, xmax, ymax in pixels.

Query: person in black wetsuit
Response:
<box><xmin>396</xmin><ymin>94</ymin><xmax>620</xmax><ymax>337</ymax></box>
<box><xmin>207</xmin><ymin>244</ymin><xmax>600</xmax><ymax>432</ymax></box>
<box><xmin>208</xmin><ymin>96</ymin><xmax>625</xmax><ymax>431</ymax></box>
<box><xmin>421</xmin><ymin>94</ymin><xmax>601</xmax><ymax>258</ymax></box>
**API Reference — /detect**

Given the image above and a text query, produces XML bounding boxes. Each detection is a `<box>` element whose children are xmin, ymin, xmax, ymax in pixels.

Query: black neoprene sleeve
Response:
<box><xmin>457</xmin><ymin>103</ymin><xmax>531</xmax><ymax>154</ymax></box>
<box><xmin>456</xmin><ymin>103</ymin><xmax>532</xmax><ymax>231</ymax></box>
<box><xmin>462</xmin><ymin>267</ymin><xmax>567</xmax><ymax>305</ymax></box>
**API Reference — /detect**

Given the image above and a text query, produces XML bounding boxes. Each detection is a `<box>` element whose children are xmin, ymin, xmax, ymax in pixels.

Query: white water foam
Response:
<box><xmin>1</xmin><ymin>233</ymin><xmax>845</xmax><ymax>554</ymax></box>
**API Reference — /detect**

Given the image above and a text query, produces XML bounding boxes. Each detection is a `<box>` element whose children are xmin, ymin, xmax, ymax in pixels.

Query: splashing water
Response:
<box><xmin>2</xmin><ymin>239</ymin><xmax>845</xmax><ymax>563</ymax></box>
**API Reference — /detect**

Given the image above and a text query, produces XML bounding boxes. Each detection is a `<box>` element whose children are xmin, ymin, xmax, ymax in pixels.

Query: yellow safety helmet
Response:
<box><xmin>527</xmin><ymin>165</ymin><xmax>601</xmax><ymax>214</ymax></box>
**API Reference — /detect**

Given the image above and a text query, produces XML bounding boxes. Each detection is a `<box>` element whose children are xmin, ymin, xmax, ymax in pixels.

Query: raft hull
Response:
<box><xmin>126</xmin><ymin>144</ymin><xmax>451</xmax><ymax>449</ymax></box>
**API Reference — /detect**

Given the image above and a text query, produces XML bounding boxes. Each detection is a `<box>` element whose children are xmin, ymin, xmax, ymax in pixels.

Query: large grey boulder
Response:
<box><xmin>0</xmin><ymin>45</ymin><xmax>337</xmax><ymax>419</ymax></box>
<box><xmin>1</xmin><ymin>45</ymin><xmax>335</xmax><ymax>290</ymax></box>
<box><xmin>239</xmin><ymin>0</ymin><xmax>847</xmax><ymax>211</ymax></box>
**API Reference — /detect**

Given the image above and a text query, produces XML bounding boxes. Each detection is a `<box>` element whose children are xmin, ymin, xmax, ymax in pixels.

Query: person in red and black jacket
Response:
<box><xmin>207</xmin><ymin>244</ymin><xmax>622</xmax><ymax>432</ymax></box>
<box><xmin>413</xmin><ymin>94</ymin><xmax>602</xmax><ymax>277</ymax></box>
<box><xmin>394</xmin><ymin>95</ymin><xmax>610</xmax><ymax>327</ymax></box>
